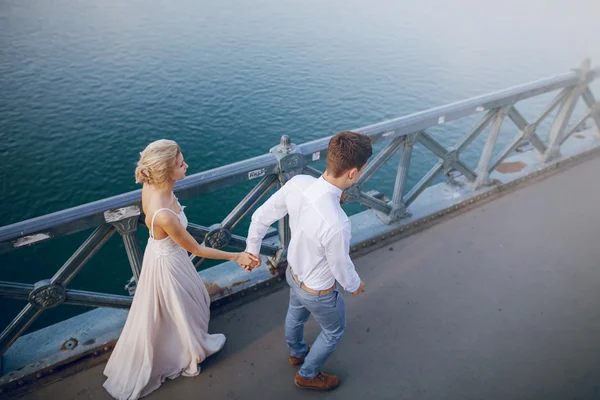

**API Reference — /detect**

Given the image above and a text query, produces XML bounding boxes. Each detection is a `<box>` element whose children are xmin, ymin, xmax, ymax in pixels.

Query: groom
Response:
<box><xmin>245</xmin><ymin>131</ymin><xmax>372</xmax><ymax>391</ymax></box>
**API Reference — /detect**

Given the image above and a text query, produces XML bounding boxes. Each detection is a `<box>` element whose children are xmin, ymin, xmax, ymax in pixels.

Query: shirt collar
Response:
<box><xmin>318</xmin><ymin>176</ymin><xmax>343</xmax><ymax>199</ymax></box>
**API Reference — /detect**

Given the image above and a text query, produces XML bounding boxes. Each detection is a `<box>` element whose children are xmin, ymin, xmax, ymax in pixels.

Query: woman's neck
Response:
<box><xmin>147</xmin><ymin>182</ymin><xmax>175</xmax><ymax>196</ymax></box>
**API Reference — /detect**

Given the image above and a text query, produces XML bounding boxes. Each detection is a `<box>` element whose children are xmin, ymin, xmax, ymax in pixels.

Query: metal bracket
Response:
<box><xmin>523</xmin><ymin>124</ymin><xmax>537</xmax><ymax>139</ymax></box>
<box><xmin>514</xmin><ymin>125</ymin><xmax>538</xmax><ymax>153</ymax></box>
<box><xmin>377</xmin><ymin>204</ymin><xmax>410</xmax><ymax>225</ymax></box>
<box><xmin>267</xmin><ymin>248</ymin><xmax>287</xmax><ymax>275</ymax></box>
<box><xmin>406</xmin><ymin>132</ymin><xmax>420</xmax><ymax>146</ymax></box>
<box><xmin>110</xmin><ymin>216</ymin><xmax>138</xmax><ymax>235</ymax></box>
<box><xmin>270</xmin><ymin>135</ymin><xmax>305</xmax><ymax>180</ymax></box>
<box><xmin>445</xmin><ymin>169</ymin><xmax>465</xmax><ymax>188</ymax></box>
<box><xmin>205</xmin><ymin>224</ymin><xmax>232</xmax><ymax>249</ymax></box>
<box><xmin>442</xmin><ymin>149</ymin><xmax>459</xmax><ymax>174</ymax></box>
<box><xmin>29</xmin><ymin>280</ymin><xmax>66</xmax><ymax>310</ymax></box>
<box><xmin>342</xmin><ymin>184</ymin><xmax>363</xmax><ymax>204</ymax></box>
<box><xmin>441</xmin><ymin>149</ymin><xmax>467</xmax><ymax>187</ymax></box>
<box><xmin>124</xmin><ymin>276</ymin><xmax>137</xmax><ymax>296</ymax></box>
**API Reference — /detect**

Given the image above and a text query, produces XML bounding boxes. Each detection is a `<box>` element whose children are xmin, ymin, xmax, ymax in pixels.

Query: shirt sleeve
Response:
<box><xmin>245</xmin><ymin>183</ymin><xmax>289</xmax><ymax>255</ymax></box>
<box><xmin>324</xmin><ymin>223</ymin><xmax>361</xmax><ymax>292</ymax></box>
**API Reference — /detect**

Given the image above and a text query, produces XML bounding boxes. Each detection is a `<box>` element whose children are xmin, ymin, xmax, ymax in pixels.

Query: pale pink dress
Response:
<box><xmin>103</xmin><ymin>202</ymin><xmax>226</xmax><ymax>400</ymax></box>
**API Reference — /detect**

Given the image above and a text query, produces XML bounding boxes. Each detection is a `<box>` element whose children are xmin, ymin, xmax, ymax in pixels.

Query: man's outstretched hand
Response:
<box><xmin>236</xmin><ymin>252</ymin><xmax>260</xmax><ymax>272</ymax></box>
<box><xmin>238</xmin><ymin>252</ymin><xmax>261</xmax><ymax>272</ymax></box>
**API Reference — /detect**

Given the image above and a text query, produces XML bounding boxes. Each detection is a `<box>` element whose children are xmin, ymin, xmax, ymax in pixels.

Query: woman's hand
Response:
<box><xmin>236</xmin><ymin>252</ymin><xmax>260</xmax><ymax>272</ymax></box>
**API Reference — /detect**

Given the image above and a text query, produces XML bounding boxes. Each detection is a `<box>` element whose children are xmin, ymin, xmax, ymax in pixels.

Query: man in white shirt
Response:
<box><xmin>245</xmin><ymin>131</ymin><xmax>372</xmax><ymax>391</ymax></box>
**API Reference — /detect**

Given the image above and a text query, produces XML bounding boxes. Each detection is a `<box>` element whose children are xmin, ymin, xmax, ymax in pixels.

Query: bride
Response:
<box><xmin>103</xmin><ymin>139</ymin><xmax>258</xmax><ymax>399</ymax></box>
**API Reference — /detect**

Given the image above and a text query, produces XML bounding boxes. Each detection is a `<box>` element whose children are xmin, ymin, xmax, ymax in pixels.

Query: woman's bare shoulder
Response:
<box><xmin>142</xmin><ymin>187</ymin><xmax>173</xmax><ymax>223</ymax></box>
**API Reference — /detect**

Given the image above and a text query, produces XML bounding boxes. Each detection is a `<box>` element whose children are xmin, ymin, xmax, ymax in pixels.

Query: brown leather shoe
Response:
<box><xmin>294</xmin><ymin>372</ymin><xmax>340</xmax><ymax>391</ymax></box>
<box><xmin>289</xmin><ymin>345</ymin><xmax>311</xmax><ymax>365</ymax></box>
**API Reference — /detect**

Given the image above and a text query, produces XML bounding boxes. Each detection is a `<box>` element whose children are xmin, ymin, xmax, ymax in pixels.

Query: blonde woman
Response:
<box><xmin>103</xmin><ymin>139</ymin><xmax>258</xmax><ymax>400</ymax></box>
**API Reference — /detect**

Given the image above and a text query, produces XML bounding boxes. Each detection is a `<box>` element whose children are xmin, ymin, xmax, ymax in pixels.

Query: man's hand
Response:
<box><xmin>236</xmin><ymin>252</ymin><xmax>260</xmax><ymax>272</ymax></box>
<box><xmin>238</xmin><ymin>252</ymin><xmax>261</xmax><ymax>272</ymax></box>
<box><xmin>248</xmin><ymin>253</ymin><xmax>261</xmax><ymax>270</ymax></box>
<box><xmin>351</xmin><ymin>280</ymin><xmax>365</xmax><ymax>295</ymax></box>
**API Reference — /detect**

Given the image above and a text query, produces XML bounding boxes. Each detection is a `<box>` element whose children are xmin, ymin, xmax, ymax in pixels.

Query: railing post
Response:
<box><xmin>106</xmin><ymin>207</ymin><xmax>143</xmax><ymax>282</ymax></box>
<box><xmin>581</xmin><ymin>86</ymin><xmax>600</xmax><ymax>135</ymax></box>
<box><xmin>592</xmin><ymin>103</ymin><xmax>600</xmax><ymax>137</ymax></box>
<box><xmin>473</xmin><ymin>107</ymin><xmax>509</xmax><ymax>190</ymax></box>
<box><xmin>378</xmin><ymin>134</ymin><xmax>416</xmax><ymax>224</ymax></box>
<box><xmin>269</xmin><ymin>135</ymin><xmax>305</xmax><ymax>271</ymax></box>
<box><xmin>543</xmin><ymin>59</ymin><xmax>591</xmax><ymax>162</ymax></box>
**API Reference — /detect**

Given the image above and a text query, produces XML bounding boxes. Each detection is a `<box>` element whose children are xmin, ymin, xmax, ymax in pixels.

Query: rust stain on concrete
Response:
<box><xmin>230</xmin><ymin>279</ymin><xmax>251</xmax><ymax>288</ymax></box>
<box><xmin>205</xmin><ymin>282</ymin><xmax>226</xmax><ymax>297</ymax></box>
<box><xmin>496</xmin><ymin>161</ymin><xmax>527</xmax><ymax>174</ymax></box>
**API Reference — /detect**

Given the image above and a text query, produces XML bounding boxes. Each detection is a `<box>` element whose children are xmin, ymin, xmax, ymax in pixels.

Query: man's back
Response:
<box><xmin>245</xmin><ymin>131</ymin><xmax>371</xmax><ymax>391</ymax></box>
<box><xmin>246</xmin><ymin>174</ymin><xmax>360</xmax><ymax>293</ymax></box>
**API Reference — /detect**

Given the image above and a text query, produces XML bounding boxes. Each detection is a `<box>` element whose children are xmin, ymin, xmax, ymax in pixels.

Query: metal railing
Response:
<box><xmin>0</xmin><ymin>59</ymin><xmax>599</xmax><ymax>363</ymax></box>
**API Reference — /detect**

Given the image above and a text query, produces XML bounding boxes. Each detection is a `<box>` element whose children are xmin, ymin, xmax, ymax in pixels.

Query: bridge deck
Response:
<box><xmin>19</xmin><ymin>156</ymin><xmax>600</xmax><ymax>400</ymax></box>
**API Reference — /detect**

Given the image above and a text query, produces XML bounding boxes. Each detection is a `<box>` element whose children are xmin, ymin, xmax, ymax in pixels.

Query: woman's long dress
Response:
<box><xmin>103</xmin><ymin>203</ymin><xmax>226</xmax><ymax>400</ymax></box>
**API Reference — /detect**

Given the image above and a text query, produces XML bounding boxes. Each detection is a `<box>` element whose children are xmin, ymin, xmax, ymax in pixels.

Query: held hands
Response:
<box><xmin>351</xmin><ymin>280</ymin><xmax>365</xmax><ymax>295</ymax></box>
<box><xmin>236</xmin><ymin>252</ymin><xmax>261</xmax><ymax>272</ymax></box>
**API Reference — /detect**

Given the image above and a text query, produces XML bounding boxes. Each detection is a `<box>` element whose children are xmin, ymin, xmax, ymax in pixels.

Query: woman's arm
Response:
<box><xmin>155</xmin><ymin>212</ymin><xmax>258</xmax><ymax>267</ymax></box>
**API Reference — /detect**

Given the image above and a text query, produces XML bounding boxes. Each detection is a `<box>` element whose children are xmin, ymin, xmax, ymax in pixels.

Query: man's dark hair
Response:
<box><xmin>326</xmin><ymin>131</ymin><xmax>373</xmax><ymax>178</ymax></box>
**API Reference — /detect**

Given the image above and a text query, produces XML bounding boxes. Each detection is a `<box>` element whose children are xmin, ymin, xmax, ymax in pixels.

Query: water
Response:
<box><xmin>1</xmin><ymin>0</ymin><xmax>599</xmax><ymax>332</ymax></box>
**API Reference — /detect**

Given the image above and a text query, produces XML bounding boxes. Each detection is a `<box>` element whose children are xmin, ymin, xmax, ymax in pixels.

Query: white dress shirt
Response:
<box><xmin>246</xmin><ymin>175</ymin><xmax>361</xmax><ymax>293</ymax></box>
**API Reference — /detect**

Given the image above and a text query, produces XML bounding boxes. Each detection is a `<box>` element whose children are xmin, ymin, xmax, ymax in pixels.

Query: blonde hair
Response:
<box><xmin>135</xmin><ymin>139</ymin><xmax>181</xmax><ymax>185</ymax></box>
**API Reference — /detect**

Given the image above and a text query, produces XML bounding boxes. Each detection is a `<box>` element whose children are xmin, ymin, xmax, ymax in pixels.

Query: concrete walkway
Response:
<box><xmin>19</xmin><ymin>156</ymin><xmax>600</xmax><ymax>400</ymax></box>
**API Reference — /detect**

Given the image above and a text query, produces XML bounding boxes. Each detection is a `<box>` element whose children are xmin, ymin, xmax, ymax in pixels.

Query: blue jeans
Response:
<box><xmin>285</xmin><ymin>267</ymin><xmax>346</xmax><ymax>378</ymax></box>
